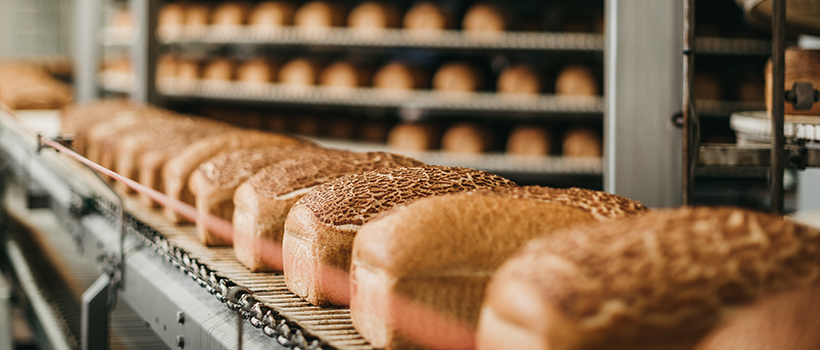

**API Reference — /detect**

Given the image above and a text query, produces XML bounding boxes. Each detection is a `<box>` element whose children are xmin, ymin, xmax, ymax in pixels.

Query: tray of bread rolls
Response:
<box><xmin>10</xmin><ymin>100</ymin><xmax>820</xmax><ymax>350</ymax></box>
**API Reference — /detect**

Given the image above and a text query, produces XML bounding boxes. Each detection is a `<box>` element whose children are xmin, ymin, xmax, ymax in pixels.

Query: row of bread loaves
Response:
<box><xmin>158</xmin><ymin>54</ymin><xmax>599</xmax><ymax>95</ymax></box>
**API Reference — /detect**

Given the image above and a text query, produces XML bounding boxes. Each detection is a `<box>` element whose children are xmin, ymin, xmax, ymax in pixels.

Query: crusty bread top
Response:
<box><xmin>490</xmin><ymin>207</ymin><xmax>820</xmax><ymax>342</ymax></box>
<box><xmin>295</xmin><ymin>165</ymin><xmax>516</xmax><ymax>227</ymax></box>
<box><xmin>196</xmin><ymin>145</ymin><xmax>309</xmax><ymax>189</ymax></box>
<box><xmin>353</xmin><ymin>193</ymin><xmax>596</xmax><ymax>276</ymax></box>
<box><xmin>60</xmin><ymin>98</ymin><xmax>136</xmax><ymax>136</ymax></box>
<box><xmin>476</xmin><ymin>186</ymin><xmax>648</xmax><ymax>220</ymax></box>
<box><xmin>249</xmin><ymin>150</ymin><xmax>423</xmax><ymax>198</ymax></box>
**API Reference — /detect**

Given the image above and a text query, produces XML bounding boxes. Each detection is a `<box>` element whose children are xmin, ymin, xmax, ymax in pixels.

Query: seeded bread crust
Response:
<box><xmin>282</xmin><ymin>165</ymin><xmax>516</xmax><ymax>307</ymax></box>
<box><xmin>477</xmin><ymin>207</ymin><xmax>820</xmax><ymax>350</ymax></box>
<box><xmin>161</xmin><ymin>130</ymin><xmax>309</xmax><ymax>223</ymax></box>
<box><xmin>232</xmin><ymin>150</ymin><xmax>422</xmax><ymax>271</ymax></box>
<box><xmin>476</xmin><ymin>186</ymin><xmax>648</xmax><ymax>220</ymax></box>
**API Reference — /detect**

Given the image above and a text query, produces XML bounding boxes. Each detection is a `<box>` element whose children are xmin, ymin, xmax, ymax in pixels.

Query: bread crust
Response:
<box><xmin>232</xmin><ymin>151</ymin><xmax>422</xmax><ymax>271</ymax></box>
<box><xmin>478</xmin><ymin>207</ymin><xmax>820</xmax><ymax>350</ymax></box>
<box><xmin>283</xmin><ymin>165</ymin><xmax>516</xmax><ymax>307</ymax></box>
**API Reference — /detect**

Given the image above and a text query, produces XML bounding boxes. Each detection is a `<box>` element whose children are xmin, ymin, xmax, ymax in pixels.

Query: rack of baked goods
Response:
<box><xmin>5</xmin><ymin>100</ymin><xmax>820</xmax><ymax>350</ymax></box>
<box><xmin>155</xmin><ymin>53</ymin><xmax>603</xmax><ymax>114</ymax></box>
<box><xmin>0</xmin><ymin>61</ymin><xmax>73</xmax><ymax>110</ymax></box>
<box><xmin>152</xmin><ymin>1</ymin><xmax>603</xmax><ymax>51</ymax></box>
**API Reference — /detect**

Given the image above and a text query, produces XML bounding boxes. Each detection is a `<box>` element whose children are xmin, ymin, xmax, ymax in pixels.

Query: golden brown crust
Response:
<box><xmin>59</xmin><ymin>99</ymin><xmax>137</xmax><ymax>153</ymax></box>
<box><xmin>373</xmin><ymin>62</ymin><xmax>429</xmax><ymax>90</ymax></box>
<box><xmin>318</xmin><ymin>61</ymin><xmax>372</xmax><ymax>88</ymax></box>
<box><xmin>210</xmin><ymin>2</ymin><xmax>251</xmax><ymax>26</ymax></box>
<box><xmin>562</xmin><ymin>127</ymin><xmax>602</xmax><ymax>158</ymax></box>
<box><xmin>475</xmin><ymin>186</ymin><xmax>648</xmax><ymax>220</ymax></box>
<box><xmin>462</xmin><ymin>3</ymin><xmax>507</xmax><ymax>33</ymax></box>
<box><xmin>441</xmin><ymin>123</ymin><xmax>494</xmax><ymax>154</ymax></box>
<box><xmin>498</xmin><ymin>65</ymin><xmax>541</xmax><ymax>95</ymax></box>
<box><xmin>347</xmin><ymin>1</ymin><xmax>401</xmax><ymax>29</ymax></box>
<box><xmin>403</xmin><ymin>2</ymin><xmax>452</xmax><ymax>30</ymax></box>
<box><xmin>386</xmin><ymin>123</ymin><xmax>439</xmax><ymax>151</ymax></box>
<box><xmin>433</xmin><ymin>62</ymin><xmax>483</xmax><ymax>92</ymax></box>
<box><xmin>248</xmin><ymin>1</ymin><xmax>295</xmax><ymax>27</ymax></box>
<box><xmin>506</xmin><ymin>125</ymin><xmax>551</xmax><ymax>156</ymax></box>
<box><xmin>481</xmin><ymin>207</ymin><xmax>820</xmax><ymax>350</ymax></box>
<box><xmin>555</xmin><ymin>65</ymin><xmax>598</xmax><ymax>96</ymax></box>
<box><xmin>293</xmin><ymin>1</ymin><xmax>346</xmax><ymax>28</ymax></box>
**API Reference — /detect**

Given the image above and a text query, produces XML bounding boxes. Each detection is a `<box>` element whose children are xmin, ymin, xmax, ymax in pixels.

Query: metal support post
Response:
<box><xmin>73</xmin><ymin>0</ymin><xmax>103</xmax><ymax>102</ymax></box>
<box><xmin>0</xmin><ymin>275</ymin><xmax>12</xmax><ymax>350</ymax></box>
<box><xmin>130</xmin><ymin>0</ymin><xmax>162</xmax><ymax>103</ymax></box>
<box><xmin>770</xmin><ymin>0</ymin><xmax>786</xmax><ymax>214</ymax></box>
<box><xmin>81</xmin><ymin>275</ymin><xmax>111</xmax><ymax>350</ymax></box>
<box><xmin>682</xmin><ymin>0</ymin><xmax>697</xmax><ymax>205</ymax></box>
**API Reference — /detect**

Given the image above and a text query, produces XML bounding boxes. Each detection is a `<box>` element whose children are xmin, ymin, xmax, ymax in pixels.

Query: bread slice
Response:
<box><xmin>282</xmin><ymin>165</ymin><xmax>517</xmax><ymax>307</ymax></box>
<box><xmin>162</xmin><ymin>130</ymin><xmax>309</xmax><ymax>223</ymax></box>
<box><xmin>233</xmin><ymin>150</ymin><xmax>423</xmax><ymax>272</ymax></box>
<box><xmin>188</xmin><ymin>145</ymin><xmax>316</xmax><ymax>246</ymax></box>
<box><xmin>349</xmin><ymin>187</ymin><xmax>647</xmax><ymax>350</ymax></box>
<box><xmin>477</xmin><ymin>207</ymin><xmax>820</xmax><ymax>350</ymax></box>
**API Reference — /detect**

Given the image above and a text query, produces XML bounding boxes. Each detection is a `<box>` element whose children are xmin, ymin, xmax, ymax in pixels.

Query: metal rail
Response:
<box><xmin>770</xmin><ymin>0</ymin><xmax>786</xmax><ymax>215</ymax></box>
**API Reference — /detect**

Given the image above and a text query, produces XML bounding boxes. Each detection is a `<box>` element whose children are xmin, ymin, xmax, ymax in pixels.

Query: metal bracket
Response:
<box><xmin>81</xmin><ymin>275</ymin><xmax>110</xmax><ymax>350</ymax></box>
<box><xmin>35</xmin><ymin>133</ymin><xmax>73</xmax><ymax>155</ymax></box>
<box><xmin>786</xmin><ymin>81</ymin><xmax>820</xmax><ymax>111</ymax></box>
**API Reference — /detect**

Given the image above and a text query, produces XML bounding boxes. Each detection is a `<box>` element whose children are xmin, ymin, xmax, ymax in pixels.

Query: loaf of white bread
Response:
<box><xmin>695</xmin><ymin>285</ymin><xmax>820</xmax><ymax>350</ymax></box>
<box><xmin>161</xmin><ymin>130</ymin><xmax>309</xmax><ymax>223</ymax></box>
<box><xmin>189</xmin><ymin>145</ymin><xmax>317</xmax><ymax>246</ymax></box>
<box><xmin>232</xmin><ymin>150</ymin><xmax>423</xmax><ymax>272</ymax></box>
<box><xmin>765</xmin><ymin>47</ymin><xmax>820</xmax><ymax>116</ymax></box>
<box><xmin>351</xmin><ymin>186</ymin><xmax>648</xmax><ymax>350</ymax></box>
<box><xmin>477</xmin><ymin>207</ymin><xmax>820</xmax><ymax>350</ymax></box>
<box><xmin>282</xmin><ymin>165</ymin><xmax>517</xmax><ymax>307</ymax></box>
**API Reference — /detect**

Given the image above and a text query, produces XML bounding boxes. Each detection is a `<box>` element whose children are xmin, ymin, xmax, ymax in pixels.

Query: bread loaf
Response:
<box><xmin>236</xmin><ymin>58</ymin><xmax>277</xmax><ymax>83</ymax></box>
<box><xmin>294</xmin><ymin>1</ymin><xmax>345</xmax><ymax>28</ymax></box>
<box><xmin>189</xmin><ymin>145</ymin><xmax>315</xmax><ymax>246</ymax></box>
<box><xmin>348</xmin><ymin>2</ymin><xmax>400</xmax><ymax>29</ymax></box>
<box><xmin>462</xmin><ymin>3</ymin><xmax>507</xmax><ymax>33</ymax></box>
<box><xmin>507</xmin><ymin>125</ymin><xmax>552</xmax><ymax>156</ymax></box>
<box><xmin>498</xmin><ymin>65</ymin><xmax>541</xmax><ymax>95</ymax></box>
<box><xmin>351</xmin><ymin>186</ymin><xmax>647</xmax><ymax>349</ymax></box>
<box><xmin>211</xmin><ymin>2</ymin><xmax>251</xmax><ymax>26</ymax></box>
<box><xmin>319</xmin><ymin>61</ymin><xmax>371</xmax><ymax>88</ymax></box>
<box><xmin>766</xmin><ymin>48</ymin><xmax>820</xmax><ymax>115</ymax></box>
<box><xmin>283</xmin><ymin>165</ymin><xmax>517</xmax><ymax>307</ymax></box>
<box><xmin>158</xmin><ymin>3</ymin><xmax>185</xmax><ymax>29</ymax></box>
<box><xmin>477</xmin><ymin>207</ymin><xmax>820</xmax><ymax>350</ymax></box>
<box><xmin>387</xmin><ymin>123</ymin><xmax>439</xmax><ymax>151</ymax></box>
<box><xmin>403</xmin><ymin>2</ymin><xmax>452</xmax><ymax>31</ymax></box>
<box><xmin>184</xmin><ymin>4</ymin><xmax>211</xmax><ymax>28</ymax></box>
<box><xmin>83</xmin><ymin>109</ymin><xmax>166</xmax><ymax>169</ymax></box>
<box><xmin>441</xmin><ymin>123</ymin><xmax>494</xmax><ymax>154</ymax></box>
<box><xmin>156</xmin><ymin>54</ymin><xmax>179</xmax><ymax>80</ymax></box>
<box><xmin>233</xmin><ymin>150</ymin><xmax>422</xmax><ymax>271</ymax></box>
<box><xmin>279</xmin><ymin>58</ymin><xmax>322</xmax><ymax>86</ymax></box>
<box><xmin>202</xmin><ymin>58</ymin><xmax>236</xmax><ymax>81</ymax></box>
<box><xmin>59</xmin><ymin>99</ymin><xmax>137</xmax><ymax>154</ymax></box>
<box><xmin>433</xmin><ymin>62</ymin><xmax>483</xmax><ymax>92</ymax></box>
<box><xmin>373</xmin><ymin>62</ymin><xmax>428</xmax><ymax>90</ymax></box>
<box><xmin>162</xmin><ymin>130</ymin><xmax>309</xmax><ymax>223</ymax></box>
<box><xmin>562</xmin><ymin>127</ymin><xmax>602</xmax><ymax>158</ymax></box>
<box><xmin>0</xmin><ymin>63</ymin><xmax>73</xmax><ymax>110</ymax></box>
<box><xmin>556</xmin><ymin>65</ymin><xmax>598</xmax><ymax>96</ymax></box>
<box><xmin>247</xmin><ymin>1</ymin><xmax>295</xmax><ymax>28</ymax></box>
<box><xmin>695</xmin><ymin>286</ymin><xmax>820</xmax><ymax>350</ymax></box>
<box><xmin>176</xmin><ymin>58</ymin><xmax>200</xmax><ymax>89</ymax></box>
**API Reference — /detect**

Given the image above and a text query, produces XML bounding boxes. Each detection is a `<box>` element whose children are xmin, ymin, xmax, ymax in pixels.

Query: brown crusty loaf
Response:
<box><xmin>162</xmin><ymin>130</ymin><xmax>309</xmax><ymax>223</ymax></box>
<box><xmin>441</xmin><ymin>123</ymin><xmax>494</xmax><ymax>154</ymax></box>
<box><xmin>507</xmin><ymin>125</ymin><xmax>552</xmax><ymax>156</ymax></box>
<box><xmin>347</xmin><ymin>1</ymin><xmax>400</xmax><ymax>29</ymax></box>
<box><xmin>387</xmin><ymin>123</ymin><xmax>439</xmax><ymax>151</ymax></box>
<box><xmin>202</xmin><ymin>58</ymin><xmax>236</xmax><ymax>81</ymax></box>
<box><xmin>59</xmin><ymin>99</ymin><xmax>137</xmax><ymax>154</ymax></box>
<box><xmin>293</xmin><ymin>1</ymin><xmax>346</xmax><ymax>28</ymax></box>
<box><xmin>350</xmin><ymin>187</ymin><xmax>647</xmax><ymax>350</ymax></box>
<box><xmin>236</xmin><ymin>58</ymin><xmax>278</xmax><ymax>84</ymax></box>
<box><xmin>462</xmin><ymin>3</ymin><xmax>507</xmax><ymax>33</ymax></box>
<box><xmin>555</xmin><ymin>65</ymin><xmax>598</xmax><ymax>96</ymax></box>
<box><xmin>248</xmin><ymin>1</ymin><xmax>295</xmax><ymax>27</ymax></box>
<box><xmin>433</xmin><ymin>62</ymin><xmax>483</xmax><ymax>92</ymax></box>
<box><xmin>283</xmin><ymin>165</ymin><xmax>517</xmax><ymax>307</ymax></box>
<box><xmin>82</xmin><ymin>108</ymin><xmax>172</xmax><ymax>170</ymax></box>
<box><xmin>373</xmin><ymin>62</ymin><xmax>429</xmax><ymax>91</ymax></box>
<box><xmin>233</xmin><ymin>150</ymin><xmax>422</xmax><ymax>272</ymax></box>
<box><xmin>210</xmin><ymin>2</ymin><xmax>251</xmax><ymax>26</ymax></box>
<box><xmin>694</xmin><ymin>285</ymin><xmax>820</xmax><ymax>350</ymax></box>
<box><xmin>403</xmin><ymin>2</ymin><xmax>452</xmax><ymax>31</ymax></box>
<box><xmin>189</xmin><ymin>145</ymin><xmax>315</xmax><ymax>246</ymax></box>
<box><xmin>498</xmin><ymin>65</ymin><xmax>541</xmax><ymax>95</ymax></box>
<box><xmin>766</xmin><ymin>48</ymin><xmax>820</xmax><ymax>116</ymax></box>
<box><xmin>476</xmin><ymin>207</ymin><xmax>820</xmax><ymax>350</ymax></box>
<box><xmin>319</xmin><ymin>61</ymin><xmax>371</xmax><ymax>88</ymax></box>
<box><xmin>562</xmin><ymin>127</ymin><xmax>602</xmax><ymax>158</ymax></box>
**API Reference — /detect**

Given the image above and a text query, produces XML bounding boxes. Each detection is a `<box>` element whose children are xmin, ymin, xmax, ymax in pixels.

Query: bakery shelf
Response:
<box><xmin>156</xmin><ymin>26</ymin><xmax>604</xmax><ymax>51</ymax></box>
<box><xmin>158</xmin><ymin>79</ymin><xmax>604</xmax><ymax>115</ymax></box>
<box><xmin>310</xmin><ymin>138</ymin><xmax>603</xmax><ymax>176</ymax></box>
<box><xmin>696</xmin><ymin>99</ymin><xmax>766</xmax><ymax>116</ymax></box>
<box><xmin>101</xmin><ymin>26</ymin><xmax>135</xmax><ymax>47</ymax></box>
<box><xmin>694</xmin><ymin>36</ymin><xmax>772</xmax><ymax>55</ymax></box>
<box><xmin>98</xmin><ymin>72</ymin><xmax>134</xmax><ymax>94</ymax></box>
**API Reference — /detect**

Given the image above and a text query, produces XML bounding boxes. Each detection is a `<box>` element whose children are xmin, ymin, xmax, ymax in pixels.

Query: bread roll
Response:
<box><xmin>562</xmin><ymin>127</ymin><xmax>602</xmax><ymax>158</ymax></box>
<box><xmin>766</xmin><ymin>48</ymin><xmax>820</xmax><ymax>115</ymax></box>
<box><xmin>236</xmin><ymin>58</ymin><xmax>277</xmax><ymax>83</ymax></box>
<box><xmin>433</xmin><ymin>62</ymin><xmax>483</xmax><ymax>92</ymax></box>
<box><xmin>158</xmin><ymin>3</ymin><xmax>185</xmax><ymax>28</ymax></box>
<box><xmin>403</xmin><ymin>2</ymin><xmax>452</xmax><ymax>31</ymax></box>
<box><xmin>202</xmin><ymin>58</ymin><xmax>236</xmax><ymax>81</ymax></box>
<box><xmin>293</xmin><ymin>1</ymin><xmax>345</xmax><ymax>28</ymax></box>
<box><xmin>351</xmin><ymin>186</ymin><xmax>648</xmax><ymax>349</ymax></box>
<box><xmin>498</xmin><ymin>65</ymin><xmax>541</xmax><ymax>95</ymax></box>
<box><xmin>359</xmin><ymin>121</ymin><xmax>389</xmax><ymax>142</ymax></box>
<box><xmin>695</xmin><ymin>286</ymin><xmax>820</xmax><ymax>350</ymax></box>
<box><xmin>278</xmin><ymin>58</ymin><xmax>322</xmax><ymax>86</ymax></box>
<box><xmin>477</xmin><ymin>207</ymin><xmax>820</xmax><ymax>350</ymax></box>
<box><xmin>507</xmin><ymin>125</ymin><xmax>552</xmax><ymax>156</ymax></box>
<box><xmin>373</xmin><ymin>62</ymin><xmax>428</xmax><ymax>90</ymax></box>
<box><xmin>441</xmin><ymin>123</ymin><xmax>494</xmax><ymax>154</ymax></box>
<box><xmin>283</xmin><ymin>165</ymin><xmax>517</xmax><ymax>306</ymax></box>
<box><xmin>462</xmin><ymin>3</ymin><xmax>507</xmax><ymax>33</ymax></box>
<box><xmin>211</xmin><ymin>2</ymin><xmax>251</xmax><ymax>26</ymax></box>
<box><xmin>556</xmin><ymin>65</ymin><xmax>598</xmax><ymax>96</ymax></box>
<box><xmin>162</xmin><ymin>131</ymin><xmax>309</xmax><ymax>223</ymax></box>
<box><xmin>693</xmin><ymin>72</ymin><xmax>723</xmax><ymax>100</ymax></box>
<box><xmin>348</xmin><ymin>1</ymin><xmax>400</xmax><ymax>29</ymax></box>
<box><xmin>184</xmin><ymin>4</ymin><xmax>211</xmax><ymax>28</ymax></box>
<box><xmin>248</xmin><ymin>1</ymin><xmax>295</xmax><ymax>27</ymax></box>
<box><xmin>189</xmin><ymin>145</ymin><xmax>315</xmax><ymax>246</ymax></box>
<box><xmin>319</xmin><ymin>61</ymin><xmax>371</xmax><ymax>87</ymax></box>
<box><xmin>233</xmin><ymin>150</ymin><xmax>422</xmax><ymax>271</ymax></box>
<box><xmin>387</xmin><ymin>123</ymin><xmax>439</xmax><ymax>151</ymax></box>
